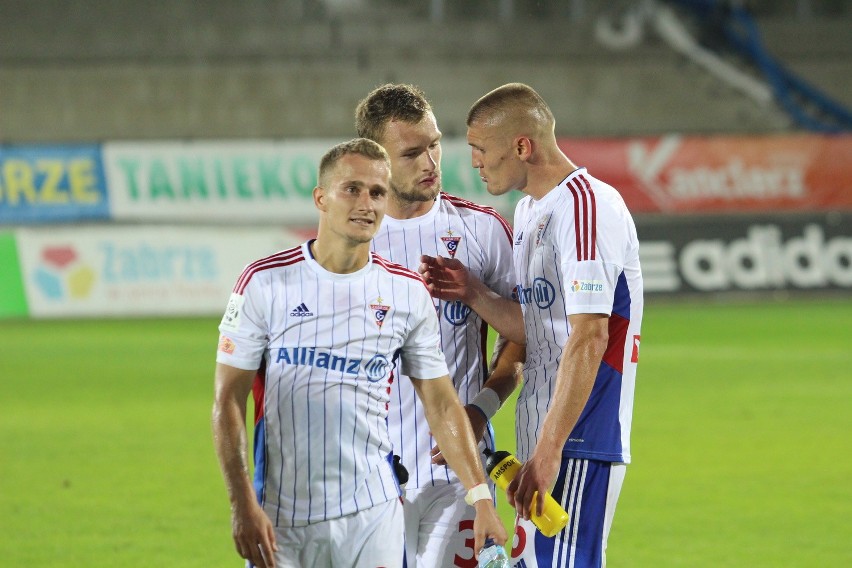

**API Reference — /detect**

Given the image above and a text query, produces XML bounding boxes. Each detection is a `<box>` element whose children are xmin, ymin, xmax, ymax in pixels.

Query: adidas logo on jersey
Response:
<box><xmin>290</xmin><ymin>303</ymin><xmax>314</xmax><ymax>317</ymax></box>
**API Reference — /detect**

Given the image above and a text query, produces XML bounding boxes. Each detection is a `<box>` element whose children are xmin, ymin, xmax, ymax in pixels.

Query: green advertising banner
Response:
<box><xmin>103</xmin><ymin>140</ymin><xmax>520</xmax><ymax>225</ymax></box>
<box><xmin>0</xmin><ymin>232</ymin><xmax>29</xmax><ymax>317</ymax></box>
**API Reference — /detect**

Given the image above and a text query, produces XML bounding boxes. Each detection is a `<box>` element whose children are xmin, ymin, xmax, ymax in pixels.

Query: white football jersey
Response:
<box><xmin>371</xmin><ymin>192</ymin><xmax>515</xmax><ymax>488</ymax></box>
<box><xmin>216</xmin><ymin>241</ymin><xmax>449</xmax><ymax>527</ymax></box>
<box><xmin>512</xmin><ymin>168</ymin><xmax>644</xmax><ymax>464</ymax></box>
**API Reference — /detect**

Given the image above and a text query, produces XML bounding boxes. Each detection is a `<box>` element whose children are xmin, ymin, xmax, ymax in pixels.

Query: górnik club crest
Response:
<box><xmin>370</xmin><ymin>296</ymin><xmax>390</xmax><ymax>328</ymax></box>
<box><xmin>440</xmin><ymin>229</ymin><xmax>461</xmax><ymax>258</ymax></box>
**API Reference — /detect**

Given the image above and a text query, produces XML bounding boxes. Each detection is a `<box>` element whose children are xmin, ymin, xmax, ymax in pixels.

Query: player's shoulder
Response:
<box><xmin>232</xmin><ymin>244</ymin><xmax>306</xmax><ymax>294</ymax></box>
<box><xmin>371</xmin><ymin>252</ymin><xmax>426</xmax><ymax>285</ymax></box>
<box><xmin>440</xmin><ymin>192</ymin><xmax>512</xmax><ymax>237</ymax></box>
<box><xmin>513</xmin><ymin>194</ymin><xmax>536</xmax><ymax>221</ymax></box>
<box><xmin>560</xmin><ymin>169</ymin><xmax>622</xmax><ymax>202</ymax></box>
<box><xmin>573</xmin><ymin>170</ymin><xmax>633</xmax><ymax>219</ymax></box>
<box><xmin>441</xmin><ymin>192</ymin><xmax>504</xmax><ymax>220</ymax></box>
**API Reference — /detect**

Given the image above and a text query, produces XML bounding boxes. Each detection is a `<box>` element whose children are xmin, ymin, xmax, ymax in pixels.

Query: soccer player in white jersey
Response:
<box><xmin>355</xmin><ymin>84</ymin><xmax>525</xmax><ymax>567</ymax></box>
<box><xmin>421</xmin><ymin>83</ymin><xmax>644</xmax><ymax>567</ymax></box>
<box><xmin>211</xmin><ymin>138</ymin><xmax>506</xmax><ymax>568</ymax></box>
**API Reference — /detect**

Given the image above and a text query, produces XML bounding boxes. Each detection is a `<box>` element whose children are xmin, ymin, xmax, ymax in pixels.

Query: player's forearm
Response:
<box><xmin>212</xmin><ymin>365</ymin><xmax>258</xmax><ymax>511</ymax></box>
<box><xmin>534</xmin><ymin>319</ymin><xmax>608</xmax><ymax>456</ymax></box>
<box><xmin>483</xmin><ymin>338</ymin><xmax>525</xmax><ymax>403</ymax></box>
<box><xmin>413</xmin><ymin>375</ymin><xmax>489</xmax><ymax>486</ymax></box>
<box><xmin>212</xmin><ymin>399</ymin><xmax>257</xmax><ymax>509</ymax></box>
<box><xmin>427</xmin><ymin>399</ymin><xmax>489</xmax><ymax>489</ymax></box>
<box><xmin>467</xmin><ymin>338</ymin><xmax>523</xmax><ymax>426</ymax></box>
<box><xmin>467</xmin><ymin>286</ymin><xmax>525</xmax><ymax>345</ymax></box>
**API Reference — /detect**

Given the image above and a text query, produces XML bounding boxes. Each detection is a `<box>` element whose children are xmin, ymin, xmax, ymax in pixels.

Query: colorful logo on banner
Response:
<box><xmin>32</xmin><ymin>246</ymin><xmax>96</xmax><ymax>300</ymax></box>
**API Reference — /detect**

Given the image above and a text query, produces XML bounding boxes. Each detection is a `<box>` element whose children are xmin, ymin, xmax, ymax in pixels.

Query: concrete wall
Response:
<box><xmin>1</xmin><ymin>1</ymin><xmax>850</xmax><ymax>141</ymax></box>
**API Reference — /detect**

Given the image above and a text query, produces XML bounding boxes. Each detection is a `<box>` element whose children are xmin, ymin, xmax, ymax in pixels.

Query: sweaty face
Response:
<box><xmin>317</xmin><ymin>154</ymin><xmax>389</xmax><ymax>245</ymax></box>
<box><xmin>467</xmin><ymin>122</ymin><xmax>519</xmax><ymax>197</ymax></box>
<box><xmin>379</xmin><ymin>111</ymin><xmax>443</xmax><ymax>204</ymax></box>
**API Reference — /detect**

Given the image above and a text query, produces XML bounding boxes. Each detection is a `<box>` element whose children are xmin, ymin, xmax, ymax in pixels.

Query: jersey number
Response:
<box><xmin>453</xmin><ymin>519</ymin><xmax>477</xmax><ymax>568</ymax></box>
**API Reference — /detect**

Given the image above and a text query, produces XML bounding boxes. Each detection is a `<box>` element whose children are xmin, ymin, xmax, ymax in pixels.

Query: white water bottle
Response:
<box><xmin>478</xmin><ymin>538</ymin><xmax>510</xmax><ymax>568</ymax></box>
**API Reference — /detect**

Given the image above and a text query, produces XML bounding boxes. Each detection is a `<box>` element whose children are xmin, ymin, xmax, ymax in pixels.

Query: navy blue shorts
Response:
<box><xmin>509</xmin><ymin>457</ymin><xmax>626</xmax><ymax>568</ymax></box>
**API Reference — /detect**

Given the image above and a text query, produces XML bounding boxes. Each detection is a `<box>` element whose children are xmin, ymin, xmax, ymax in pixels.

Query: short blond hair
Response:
<box><xmin>318</xmin><ymin>138</ymin><xmax>390</xmax><ymax>186</ymax></box>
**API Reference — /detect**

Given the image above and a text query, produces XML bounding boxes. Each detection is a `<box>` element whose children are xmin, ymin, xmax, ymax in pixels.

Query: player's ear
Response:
<box><xmin>313</xmin><ymin>185</ymin><xmax>326</xmax><ymax>211</ymax></box>
<box><xmin>515</xmin><ymin>136</ymin><xmax>533</xmax><ymax>161</ymax></box>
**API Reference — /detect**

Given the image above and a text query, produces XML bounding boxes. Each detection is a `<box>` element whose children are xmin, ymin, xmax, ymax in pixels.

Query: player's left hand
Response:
<box><xmin>472</xmin><ymin>500</ymin><xmax>508</xmax><ymax>557</ymax></box>
<box><xmin>429</xmin><ymin>405</ymin><xmax>488</xmax><ymax>466</ymax></box>
<box><xmin>506</xmin><ymin>449</ymin><xmax>561</xmax><ymax>521</ymax></box>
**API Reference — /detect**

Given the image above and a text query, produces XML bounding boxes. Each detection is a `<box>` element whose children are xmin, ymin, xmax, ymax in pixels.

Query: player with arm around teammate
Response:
<box><xmin>211</xmin><ymin>138</ymin><xmax>506</xmax><ymax>568</ymax></box>
<box><xmin>356</xmin><ymin>83</ymin><xmax>524</xmax><ymax>567</ymax></box>
<box><xmin>421</xmin><ymin>84</ymin><xmax>644</xmax><ymax>568</ymax></box>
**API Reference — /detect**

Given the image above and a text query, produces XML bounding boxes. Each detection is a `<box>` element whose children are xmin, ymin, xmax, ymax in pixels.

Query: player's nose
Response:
<box><xmin>355</xmin><ymin>189</ymin><xmax>375</xmax><ymax>211</ymax></box>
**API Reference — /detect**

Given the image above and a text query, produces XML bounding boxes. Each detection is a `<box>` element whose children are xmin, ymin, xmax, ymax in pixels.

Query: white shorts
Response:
<box><xmin>509</xmin><ymin>459</ymin><xmax>626</xmax><ymax>568</ymax></box>
<box><xmin>265</xmin><ymin>498</ymin><xmax>404</xmax><ymax>568</ymax></box>
<box><xmin>403</xmin><ymin>482</ymin><xmax>494</xmax><ymax>568</ymax></box>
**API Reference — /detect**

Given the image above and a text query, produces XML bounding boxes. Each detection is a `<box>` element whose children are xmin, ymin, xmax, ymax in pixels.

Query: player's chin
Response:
<box><xmin>424</xmin><ymin>184</ymin><xmax>441</xmax><ymax>200</ymax></box>
<box><xmin>410</xmin><ymin>182</ymin><xmax>440</xmax><ymax>201</ymax></box>
<box><xmin>348</xmin><ymin>222</ymin><xmax>378</xmax><ymax>242</ymax></box>
<box><xmin>485</xmin><ymin>183</ymin><xmax>510</xmax><ymax>197</ymax></box>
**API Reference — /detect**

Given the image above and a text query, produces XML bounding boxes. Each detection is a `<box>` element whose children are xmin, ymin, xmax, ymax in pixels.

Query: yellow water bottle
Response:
<box><xmin>484</xmin><ymin>448</ymin><xmax>569</xmax><ymax>538</ymax></box>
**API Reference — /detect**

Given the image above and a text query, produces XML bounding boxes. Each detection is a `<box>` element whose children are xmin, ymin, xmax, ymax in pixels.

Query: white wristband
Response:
<box><xmin>469</xmin><ymin>388</ymin><xmax>501</xmax><ymax>421</ymax></box>
<box><xmin>464</xmin><ymin>483</ymin><xmax>491</xmax><ymax>506</ymax></box>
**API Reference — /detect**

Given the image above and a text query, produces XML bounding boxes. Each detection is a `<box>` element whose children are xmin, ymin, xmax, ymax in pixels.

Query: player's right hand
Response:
<box><xmin>418</xmin><ymin>254</ymin><xmax>474</xmax><ymax>303</ymax></box>
<box><xmin>506</xmin><ymin>449</ymin><xmax>560</xmax><ymax>522</ymax></box>
<box><xmin>232</xmin><ymin>501</ymin><xmax>278</xmax><ymax>568</ymax></box>
<box><xmin>472</xmin><ymin>500</ymin><xmax>508</xmax><ymax>558</ymax></box>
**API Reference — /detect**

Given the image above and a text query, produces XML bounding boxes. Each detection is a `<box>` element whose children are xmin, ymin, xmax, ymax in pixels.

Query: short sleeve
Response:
<box><xmin>215</xmin><ymin>277</ymin><xmax>268</xmax><ymax>370</ymax></box>
<box><xmin>553</xmin><ymin>209</ymin><xmax>622</xmax><ymax>316</ymax></box>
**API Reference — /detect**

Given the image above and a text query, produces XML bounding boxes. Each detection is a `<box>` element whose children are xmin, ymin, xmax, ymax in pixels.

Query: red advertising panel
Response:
<box><xmin>559</xmin><ymin>134</ymin><xmax>852</xmax><ymax>214</ymax></box>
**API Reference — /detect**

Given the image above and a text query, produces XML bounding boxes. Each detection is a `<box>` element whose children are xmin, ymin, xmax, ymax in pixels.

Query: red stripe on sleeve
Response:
<box><xmin>580</xmin><ymin>175</ymin><xmax>597</xmax><ymax>260</ymax></box>
<box><xmin>602</xmin><ymin>312</ymin><xmax>629</xmax><ymax>374</ymax></box>
<box><xmin>568</xmin><ymin>181</ymin><xmax>583</xmax><ymax>261</ymax></box>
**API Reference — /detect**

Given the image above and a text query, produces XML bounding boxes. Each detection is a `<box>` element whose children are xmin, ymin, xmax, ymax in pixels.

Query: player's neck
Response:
<box><xmin>310</xmin><ymin>238</ymin><xmax>371</xmax><ymax>274</ymax></box>
<box><xmin>526</xmin><ymin>154</ymin><xmax>577</xmax><ymax>201</ymax></box>
<box><xmin>387</xmin><ymin>194</ymin><xmax>434</xmax><ymax>220</ymax></box>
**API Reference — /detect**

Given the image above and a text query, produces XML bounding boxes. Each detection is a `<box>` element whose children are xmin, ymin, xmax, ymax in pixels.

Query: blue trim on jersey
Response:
<box><xmin>611</xmin><ymin>271</ymin><xmax>632</xmax><ymax>321</ymax></box>
<box><xmin>253</xmin><ymin>418</ymin><xmax>267</xmax><ymax>504</ymax></box>
<box><xmin>562</xmin><ymin>364</ymin><xmax>624</xmax><ymax>461</ymax></box>
<box><xmin>386</xmin><ymin>451</ymin><xmax>402</xmax><ymax>494</ymax></box>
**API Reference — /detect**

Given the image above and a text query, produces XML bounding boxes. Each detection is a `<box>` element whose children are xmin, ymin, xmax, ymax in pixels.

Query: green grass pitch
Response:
<box><xmin>1</xmin><ymin>298</ymin><xmax>850</xmax><ymax>566</ymax></box>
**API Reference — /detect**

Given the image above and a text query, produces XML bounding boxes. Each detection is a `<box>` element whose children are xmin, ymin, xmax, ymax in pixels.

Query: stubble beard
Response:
<box><xmin>390</xmin><ymin>175</ymin><xmax>442</xmax><ymax>205</ymax></box>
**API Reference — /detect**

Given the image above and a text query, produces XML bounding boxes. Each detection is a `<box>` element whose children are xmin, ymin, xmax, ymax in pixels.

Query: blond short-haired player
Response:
<box><xmin>212</xmin><ymin>138</ymin><xmax>507</xmax><ymax>568</ymax></box>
